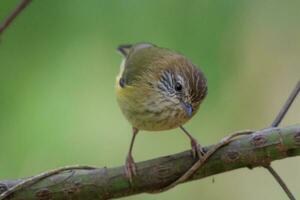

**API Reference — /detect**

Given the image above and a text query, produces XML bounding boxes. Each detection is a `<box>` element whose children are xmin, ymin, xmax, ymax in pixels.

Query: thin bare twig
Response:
<box><xmin>271</xmin><ymin>80</ymin><xmax>300</xmax><ymax>127</ymax></box>
<box><xmin>0</xmin><ymin>0</ymin><xmax>32</xmax><ymax>35</ymax></box>
<box><xmin>265</xmin><ymin>80</ymin><xmax>300</xmax><ymax>200</ymax></box>
<box><xmin>150</xmin><ymin>130</ymin><xmax>253</xmax><ymax>193</ymax></box>
<box><xmin>0</xmin><ymin>166</ymin><xmax>97</xmax><ymax>200</ymax></box>
<box><xmin>265</xmin><ymin>166</ymin><xmax>296</xmax><ymax>200</ymax></box>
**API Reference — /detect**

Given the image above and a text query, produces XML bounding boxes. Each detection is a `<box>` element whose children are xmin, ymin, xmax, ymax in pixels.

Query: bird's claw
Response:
<box><xmin>191</xmin><ymin>139</ymin><xmax>206</xmax><ymax>160</ymax></box>
<box><xmin>125</xmin><ymin>155</ymin><xmax>137</xmax><ymax>182</ymax></box>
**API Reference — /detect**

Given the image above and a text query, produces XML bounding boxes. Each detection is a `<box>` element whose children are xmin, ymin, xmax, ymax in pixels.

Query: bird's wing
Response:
<box><xmin>117</xmin><ymin>43</ymin><xmax>172</xmax><ymax>86</ymax></box>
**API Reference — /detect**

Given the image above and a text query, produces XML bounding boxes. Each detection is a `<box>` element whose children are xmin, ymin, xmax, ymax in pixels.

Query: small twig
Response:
<box><xmin>0</xmin><ymin>0</ymin><xmax>32</xmax><ymax>36</ymax></box>
<box><xmin>271</xmin><ymin>80</ymin><xmax>300</xmax><ymax>127</ymax></box>
<box><xmin>265</xmin><ymin>166</ymin><xmax>296</xmax><ymax>200</ymax></box>
<box><xmin>264</xmin><ymin>165</ymin><xmax>296</xmax><ymax>200</ymax></box>
<box><xmin>151</xmin><ymin>130</ymin><xmax>253</xmax><ymax>193</ymax></box>
<box><xmin>265</xmin><ymin>80</ymin><xmax>300</xmax><ymax>200</ymax></box>
<box><xmin>0</xmin><ymin>165</ymin><xmax>96</xmax><ymax>200</ymax></box>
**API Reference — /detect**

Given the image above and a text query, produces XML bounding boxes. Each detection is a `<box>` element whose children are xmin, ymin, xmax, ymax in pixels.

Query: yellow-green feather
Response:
<box><xmin>116</xmin><ymin>43</ymin><xmax>206</xmax><ymax>131</ymax></box>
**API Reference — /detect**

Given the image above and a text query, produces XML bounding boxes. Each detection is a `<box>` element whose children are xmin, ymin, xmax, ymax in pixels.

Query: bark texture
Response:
<box><xmin>0</xmin><ymin>124</ymin><xmax>299</xmax><ymax>200</ymax></box>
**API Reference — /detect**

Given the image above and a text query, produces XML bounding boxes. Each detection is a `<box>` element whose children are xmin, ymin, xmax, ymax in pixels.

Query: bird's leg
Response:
<box><xmin>125</xmin><ymin>127</ymin><xmax>139</xmax><ymax>181</ymax></box>
<box><xmin>180</xmin><ymin>126</ymin><xmax>205</xmax><ymax>159</ymax></box>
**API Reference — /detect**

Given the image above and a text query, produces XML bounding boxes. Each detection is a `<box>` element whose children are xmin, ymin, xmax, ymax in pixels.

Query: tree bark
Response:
<box><xmin>0</xmin><ymin>124</ymin><xmax>299</xmax><ymax>200</ymax></box>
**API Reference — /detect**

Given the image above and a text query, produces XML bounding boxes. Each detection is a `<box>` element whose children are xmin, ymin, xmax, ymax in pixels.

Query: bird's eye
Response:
<box><xmin>119</xmin><ymin>78</ymin><xmax>125</xmax><ymax>88</ymax></box>
<box><xmin>175</xmin><ymin>82</ymin><xmax>182</xmax><ymax>91</ymax></box>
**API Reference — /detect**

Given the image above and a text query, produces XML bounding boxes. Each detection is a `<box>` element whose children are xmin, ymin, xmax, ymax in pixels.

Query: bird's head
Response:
<box><xmin>154</xmin><ymin>55</ymin><xmax>207</xmax><ymax>118</ymax></box>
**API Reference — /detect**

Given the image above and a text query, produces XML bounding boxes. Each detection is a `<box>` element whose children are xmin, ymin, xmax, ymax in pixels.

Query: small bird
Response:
<box><xmin>115</xmin><ymin>43</ymin><xmax>208</xmax><ymax>179</ymax></box>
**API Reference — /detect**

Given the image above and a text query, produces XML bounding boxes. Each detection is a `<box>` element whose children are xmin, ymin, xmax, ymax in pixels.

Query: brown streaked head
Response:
<box><xmin>155</xmin><ymin>54</ymin><xmax>207</xmax><ymax>117</ymax></box>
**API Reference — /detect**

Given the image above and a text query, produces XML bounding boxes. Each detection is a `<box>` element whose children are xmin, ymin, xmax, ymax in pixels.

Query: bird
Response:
<box><xmin>115</xmin><ymin>43</ymin><xmax>208</xmax><ymax>179</ymax></box>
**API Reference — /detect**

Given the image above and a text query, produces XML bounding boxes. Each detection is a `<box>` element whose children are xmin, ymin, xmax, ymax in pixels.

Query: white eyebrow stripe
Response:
<box><xmin>175</xmin><ymin>74</ymin><xmax>184</xmax><ymax>84</ymax></box>
<box><xmin>168</xmin><ymin>73</ymin><xmax>173</xmax><ymax>85</ymax></box>
<box><xmin>159</xmin><ymin>80</ymin><xmax>169</xmax><ymax>91</ymax></box>
<box><xmin>160</xmin><ymin>71</ymin><xmax>174</xmax><ymax>89</ymax></box>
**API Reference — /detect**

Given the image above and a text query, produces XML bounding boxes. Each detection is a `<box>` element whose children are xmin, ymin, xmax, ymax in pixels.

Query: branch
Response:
<box><xmin>0</xmin><ymin>0</ymin><xmax>32</xmax><ymax>36</ymax></box>
<box><xmin>0</xmin><ymin>124</ymin><xmax>299</xmax><ymax>200</ymax></box>
<box><xmin>265</xmin><ymin>79</ymin><xmax>300</xmax><ymax>200</ymax></box>
<box><xmin>271</xmin><ymin>80</ymin><xmax>300</xmax><ymax>127</ymax></box>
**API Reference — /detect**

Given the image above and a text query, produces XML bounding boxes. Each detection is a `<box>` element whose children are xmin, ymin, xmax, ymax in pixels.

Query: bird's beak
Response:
<box><xmin>181</xmin><ymin>102</ymin><xmax>193</xmax><ymax>117</ymax></box>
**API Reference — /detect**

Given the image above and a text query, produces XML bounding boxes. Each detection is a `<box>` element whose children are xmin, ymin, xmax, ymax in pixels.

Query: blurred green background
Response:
<box><xmin>0</xmin><ymin>0</ymin><xmax>299</xmax><ymax>199</ymax></box>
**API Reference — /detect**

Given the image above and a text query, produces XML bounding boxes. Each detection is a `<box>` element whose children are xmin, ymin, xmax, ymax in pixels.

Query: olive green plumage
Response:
<box><xmin>116</xmin><ymin>43</ymin><xmax>207</xmax><ymax>131</ymax></box>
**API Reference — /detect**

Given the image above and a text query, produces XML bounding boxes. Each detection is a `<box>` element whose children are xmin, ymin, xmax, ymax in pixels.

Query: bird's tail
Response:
<box><xmin>117</xmin><ymin>44</ymin><xmax>133</xmax><ymax>57</ymax></box>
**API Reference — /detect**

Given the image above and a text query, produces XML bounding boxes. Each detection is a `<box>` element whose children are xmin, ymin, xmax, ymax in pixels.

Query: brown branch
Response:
<box><xmin>0</xmin><ymin>0</ymin><xmax>32</xmax><ymax>36</ymax></box>
<box><xmin>0</xmin><ymin>124</ymin><xmax>299</xmax><ymax>200</ymax></box>
<box><xmin>263</xmin><ymin>79</ymin><xmax>300</xmax><ymax>200</ymax></box>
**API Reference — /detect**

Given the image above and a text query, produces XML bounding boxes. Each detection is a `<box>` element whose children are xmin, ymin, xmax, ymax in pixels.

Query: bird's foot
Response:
<box><xmin>191</xmin><ymin>139</ymin><xmax>206</xmax><ymax>160</ymax></box>
<box><xmin>125</xmin><ymin>155</ymin><xmax>137</xmax><ymax>182</ymax></box>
